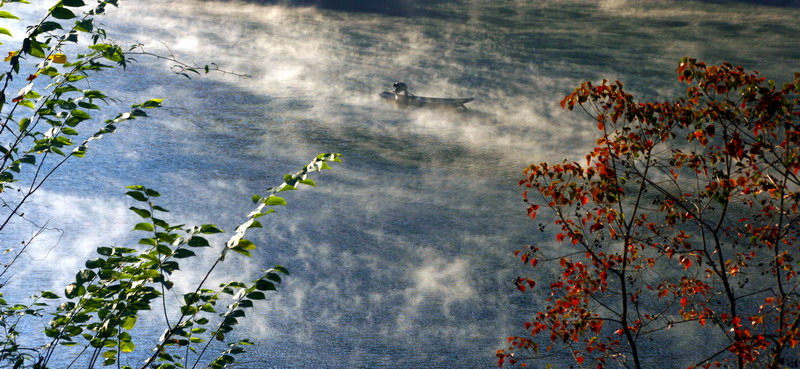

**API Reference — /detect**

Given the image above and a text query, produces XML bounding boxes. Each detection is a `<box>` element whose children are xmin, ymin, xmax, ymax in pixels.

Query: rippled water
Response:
<box><xmin>3</xmin><ymin>0</ymin><xmax>800</xmax><ymax>367</ymax></box>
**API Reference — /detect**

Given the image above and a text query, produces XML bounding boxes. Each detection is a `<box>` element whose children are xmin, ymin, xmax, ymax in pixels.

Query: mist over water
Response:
<box><xmin>3</xmin><ymin>0</ymin><xmax>799</xmax><ymax>367</ymax></box>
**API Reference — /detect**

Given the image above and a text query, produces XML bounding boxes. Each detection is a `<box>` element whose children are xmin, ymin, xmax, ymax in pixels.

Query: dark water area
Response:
<box><xmin>1</xmin><ymin>0</ymin><xmax>799</xmax><ymax>367</ymax></box>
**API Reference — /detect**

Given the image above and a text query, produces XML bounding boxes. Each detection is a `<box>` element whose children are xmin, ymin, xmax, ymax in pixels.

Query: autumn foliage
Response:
<box><xmin>499</xmin><ymin>59</ymin><xmax>800</xmax><ymax>368</ymax></box>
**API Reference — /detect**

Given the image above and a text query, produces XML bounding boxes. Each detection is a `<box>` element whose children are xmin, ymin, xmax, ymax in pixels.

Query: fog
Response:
<box><xmin>2</xmin><ymin>0</ymin><xmax>799</xmax><ymax>367</ymax></box>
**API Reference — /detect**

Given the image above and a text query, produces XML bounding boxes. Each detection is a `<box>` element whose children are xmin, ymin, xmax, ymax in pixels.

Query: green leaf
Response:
<box><xmin>277</xmin><ymin>184</ymin><xmax>297</xmax><ymax>192</ymax></box>
<box><xmin>134</xmin><ymin>269</ymin><xmax>161</xmax><ymax>281</ymax></box>
<box><xmin>156</xmin><ymin>244</ymin><xmax>172</xmax><ymax>256</ymax></box>
<box><xmin>246</xmin><ymin>291</ymin><xmax>266</xmax><ymax>300</ymax></box>
<box><xmin>84</xmin><ymin>89</ymin><xmax>106</xmax><ymax>99</ymax></box>
<box><xmin>78</xmin><ymin>101</ymin><xmax>101</xmax><ymax>110</ymax></box>
<box><xmin>156</xmin><ymin>232</ymin><xmax>176</xmax><ymax>244</ymax></box>
<box><xmin>140</xmin><ymin>99</ymin><xmax>163</xmax><ymax>108</ymax></box>
<box><xmin>0</xmin><ymin>11</ymin><xmax>20</xmax><ymax>20</ymax></box>
<box><xmin>41</xmin><ymin>291</ymin><xmax>60</xmax><ymax>299</ymax></box>
<box><xmin>230</xmin><ymin>248</ymin><xmax>251</xmax><ymax>257</ymax></box>
<box><xmin>129</xmin><ymin>207</ymin><xmax>151</xmax><ymax>219</ymax></box>
<box><xmin>71</xmin><ymin>109</ymin><xmax>91</xmax><ymax>120</ymax></box>
<box><xmin>162</xmin><ymin>261</ymin><xmax>180</xmax><ymax>273</ymax></box>
<box><xmin>64</xmin><ymin>283</ymin><xmax>85</xmax><ymax>299</ymax></box>
<box><xmin>40</xmin><ymin>66</ymin><xmax>60</xmax><ymax>77</ymax></box>
<box><xmin>181</xmin><ymin>305</ymin><xmax>198</xmax><ymax>315</ymax></box>
<box><xmin>0</xmin><ymin>28</ymin><xmax>11</xmax><ymax>37</ymax></box>
<box><xmin>121</xmin><ymin>316</ymin><xmax>137</xmax><ymax>330</ymax></box>
<box><xmin>84</xmin><ymin>259</ymin><xmax>104</xmax><ymax>269</ymax></box>
<box><xmin>37</xmin><ymin>21</ymin><xmax>63</xmax><ymax>33</ymax></box>
<box><xmin>18</xmin><ymin>118</ymin><xmax>30</xmax><ymax>132</ymax></box>
<box><xmin>153</xmin><ymin>205</ymin><xmax>170</xmax><ymax>213</ymax></box>
<box><xmin>125</xmin><ymin>191</ymin><xmax>147</xmax><ymax>202</ymax></box>
<box><xmin>139</xmin><ymin>238</ymin><xmax>157</xmax><ymax>246</ymax></box>
<box><xmin>252</xmin><ymin>209</ymin><xmax>275</xmax><ymax>218</ymax></box>
<box><xmin>132</xmin><ymin>222</ymin><xmax>155</xmax><ymax>232</ymax></box>
<box><xmin>62</xmin><ymin>0</ymin><xmax>86</xmax><ymax>6</ymax></box>
<box><xmin>200</xmin><ymin>224</ymin><xmax>223</xmax><ymax>234</ymax></box>
<box><xmin>139</xmin><ymin>253</ymin><xmax>158</xmax><ymax>263</ymax></box>
<box><xmin>120</xmin><ymin>340</ymin><xmax>135</xmax><ymax>353</ymax></box>
<box><xmin>24</xmin><ymin>90</ymin><xmax>40</xmax><ymax>99</ymax></box>
<box><xmin>19</xmin><ymin>100</ymin><xmax>35</xmax><ymax>109</ymax></box>
<box><xmin>27</xmin><ymin>40</ymin><xmax>47</xmax><ymax>58</ymax></box>
<box><xmin>235</xmin><ymin>239</ymin><xmax>256</xmax><ymax>250</ymax></box>
<box><xmin>51</xmin><ymin>7</ymin><xmax>76</xmax><ymax>19</ymax></box>
<box><xmin>264</xmin><ymin>196</ymin><xmax>287</xmax><ymax>206</ymax></box>
<box><xmin>183</xmin><ymin>292</ymin><xmax>200</xmax><ymax>305</ymax></box>
<box><xmin>255</xmin><ymin>280</ymin><xmax>276</xmax><ymax>291</ymax></box>
<box><xmin>61</xmin><ymin>127</ymin><xmax>79</xmax><ymax>135</ymax></box>
<box><xmin>19</xmin><ymin>154</ymin><xmax>35</xmax><ymax>165</ymax></box>
<box><xmin>75</xmin><ymin>269</ymin><xmax>95</xmax><ymax>284</ymax></box>
<box><xmin>74</xmin><ymin>18</ymin><xmax>93</xmax><ymax>32</ymax></box>
<box><xmin>173</xmin><ymin>248</ymin><xmax>195</xmax><ymax>258</ymax></box>
<box><xmin>273</xmin><ymin>265</ymin><xmax>290</xmax><ymax>275</ymax></box>
<box><xmin>66</xmin><ymin>74</ymin><xmax>86</xmax><ymax>82</ymax></box>
<box><xmin>188</xmin><ymin>236</ymin><xmax>209</xmax><ymax>247</ymax></box>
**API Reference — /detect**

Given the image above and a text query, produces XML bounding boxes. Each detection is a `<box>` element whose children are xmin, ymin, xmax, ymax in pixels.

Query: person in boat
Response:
<box><xmin>393</xmin><ymin>82</ymin><xmax>414</xmax><ymax>103</ymax></box>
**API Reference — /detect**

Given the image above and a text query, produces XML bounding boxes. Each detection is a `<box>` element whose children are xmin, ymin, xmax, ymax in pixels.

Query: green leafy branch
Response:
<box><xmin>24</xmin><ymin>153</ymin><xmax>340</xmax><ymax>368</ymax></box>
<box><xmin>140</xmin><ymin>153</ymin><xmax>341</xmax><ymax>369</ymax></box>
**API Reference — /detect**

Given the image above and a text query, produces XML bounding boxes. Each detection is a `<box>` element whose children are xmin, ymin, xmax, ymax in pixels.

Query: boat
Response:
<box><xmin>378</xmin><ymin>86</ymin><xmax>474</xmax><ymax>109</ymax></box>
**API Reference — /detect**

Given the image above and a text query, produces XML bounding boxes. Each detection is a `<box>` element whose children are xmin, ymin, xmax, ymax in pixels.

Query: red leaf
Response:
<box><xmin>679</xmin><ymin>255</ymin><xmax>692</xmax><ymax>270</ymax></box>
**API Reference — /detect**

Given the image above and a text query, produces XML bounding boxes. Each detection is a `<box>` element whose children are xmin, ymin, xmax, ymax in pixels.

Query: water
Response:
<box><xmin>2</xmin><ymin>0</ymin><xmax>800</xmax><ymax>367</ymax></box>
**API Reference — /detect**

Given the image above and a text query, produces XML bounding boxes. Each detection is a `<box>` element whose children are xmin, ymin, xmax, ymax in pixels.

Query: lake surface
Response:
<box><xmin>3</xmin><ymin>0</ymin><xmax>800</xmax><ymax>367</ymax></box>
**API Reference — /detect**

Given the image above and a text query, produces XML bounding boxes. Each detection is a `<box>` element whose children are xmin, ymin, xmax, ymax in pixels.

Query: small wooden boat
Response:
<box><xmin>379</xmin><ymin>91</ymin><xmax>474</xmax><ymax>109</ymax></box>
